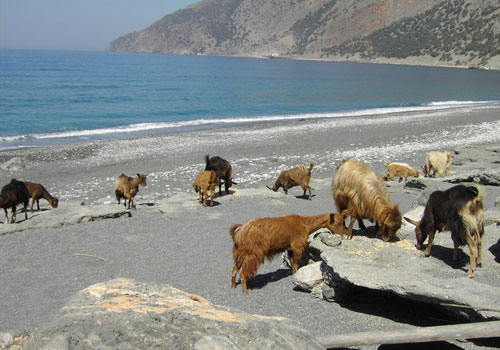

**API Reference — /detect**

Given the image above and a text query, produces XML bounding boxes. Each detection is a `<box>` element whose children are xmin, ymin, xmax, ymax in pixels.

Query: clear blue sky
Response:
<box><xmin>0</xmin><ymin>0</ymin><xmax>198</xmax><ymax>51</ymax></box>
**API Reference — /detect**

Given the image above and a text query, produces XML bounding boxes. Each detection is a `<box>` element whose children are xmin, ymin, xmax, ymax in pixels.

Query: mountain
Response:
<box><xmin>107</xmin><ymin>0</ymin><xmax>500</xmax><ymax>70</ymax></box>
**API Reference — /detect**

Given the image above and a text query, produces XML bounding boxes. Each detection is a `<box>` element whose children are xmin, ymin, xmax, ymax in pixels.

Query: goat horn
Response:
<box><xmin>403</xmin><ymin>216</ymin><xmax>419</xmax><ymax>226</ymax></box>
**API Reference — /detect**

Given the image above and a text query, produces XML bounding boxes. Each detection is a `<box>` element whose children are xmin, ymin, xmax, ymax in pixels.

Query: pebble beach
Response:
<box><xmin>1</xmin><ymin>104</ymin><xmax>500</xmax><ymax>348</ymax></box>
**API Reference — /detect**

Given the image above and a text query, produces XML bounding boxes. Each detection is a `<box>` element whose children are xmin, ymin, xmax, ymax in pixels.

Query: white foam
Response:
<box><xmin>2</xmin><ymin>100</ymin><xmax>498</xmax><ymax>145</ymax></box>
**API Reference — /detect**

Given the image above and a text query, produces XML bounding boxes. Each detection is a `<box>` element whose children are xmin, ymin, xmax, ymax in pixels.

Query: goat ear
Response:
<box><xmin>404</xmin><ymin>217</ymin><xmax>419</xmax><ymax>226</ymax></box>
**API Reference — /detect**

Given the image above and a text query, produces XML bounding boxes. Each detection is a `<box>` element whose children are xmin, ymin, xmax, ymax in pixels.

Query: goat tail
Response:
<box><xmin>205</xmin><ymin>154</ymin><xmax>210</xmax><ymax>166</ymax></box>
<box><xmin>308</xmin><ymin>162</ymin><xmax>315</xmax><ymax>172</ymax></box>
<box><xmin>229</xmin><ymin>224</ymin><xmax>242</xmax><ymax>242</ymax></box>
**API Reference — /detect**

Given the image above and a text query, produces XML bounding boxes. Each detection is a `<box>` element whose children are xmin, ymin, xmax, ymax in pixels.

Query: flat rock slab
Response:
<box><xmin>21</xmin><ymin>278</ymin><xmax>323</xmax><ymax>350</ymax></box>
<box><xmin>311</xmin><ymin>218</ymin><xmax>500</xmax><ymax>321</ymax></box>
<box><xmin>0</xmin><ymin>202</ymin><xmax>131</xmax><ymax>235</ymax></box>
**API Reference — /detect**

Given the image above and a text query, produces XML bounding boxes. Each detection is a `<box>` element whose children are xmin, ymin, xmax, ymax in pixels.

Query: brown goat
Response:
<box><xmin>114</xmin><ymin>173</ymin><xmax>148</xmax><ymax>209</ymax></box>
<box><xmin>404</xmin><ymin>184</ymin><xmax>484</xmax><ymax>277</ymax></box>
<box><xmin>383</xmin><ymin>162</ymin><xmax>419</xmax><ymax>182</ymax></box>
<box><xmin>267</xmin><ymin>162</ymin><xmax>314</xmax><ymax>200</ymax></box>
<box><xmin>229</xmin><ymin>212</ymin><xmax>344</xmax><ymax>294</ymax></box>
<box><xmin>192</xmin><ymin>170</ymin><xmax>219</xmax><ymax>207</ymax></box>
<box><xmin>23</xmin><ymin>181</ymin><xmax>58</xmax><ymax>212</ymax></box>
<box><xmin>332</xmin><ymin>160</ymin><xmax>402</xmax><ymax>241</ymax></box>
<box><xmin>422</xmin><ymin>151</ymin><xmax>451</xmax><ymax>177</ymax></box>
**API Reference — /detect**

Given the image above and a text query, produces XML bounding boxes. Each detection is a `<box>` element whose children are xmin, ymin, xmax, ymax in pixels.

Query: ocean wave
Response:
<box><xmin>1</xmin><ymin>100</ymin><xmax>498</xmax><ymax>144</ymax></box>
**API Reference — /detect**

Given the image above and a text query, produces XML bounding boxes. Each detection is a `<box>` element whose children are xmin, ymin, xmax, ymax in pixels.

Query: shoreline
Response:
<box><xmin>1</xmin><ymin>104</ymin><xmax>500</xmax><ymax>205</ymax></box>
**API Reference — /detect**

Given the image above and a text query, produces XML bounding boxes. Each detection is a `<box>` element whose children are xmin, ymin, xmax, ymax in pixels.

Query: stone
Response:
<box><xmin>0</xmin><ymin>332</ymin><xmax>13</xmax><ymax>348</ymax></box>
<box><xmin>292</xmin><ymin>261</ymin><xmax>323</xmax><ymax>292</ymax></box>
<box><xmin>0</xmin><ymin>202</ymin><xmax>131</xmax><ymax>235</ymax></box>
<box><xmin>22</xmin><ymin>278</ymin><xmax>324</xmax><ymax>350</ymax></box>
<box><xmin>0</xmin><ymin>157</ymin><xmax>25</xmax><ymax>171</ymax></box>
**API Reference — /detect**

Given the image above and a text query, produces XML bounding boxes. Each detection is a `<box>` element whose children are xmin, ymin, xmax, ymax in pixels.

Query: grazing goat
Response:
<box><xmin>0</xmin><ymin>179</ymin><xmax>29</xmax><ymax>224</ymax></box>
<box><xmin>229</xmin><ymin>213</ymin><xmax>344</xmax><ymax>294</ymax></box>
<box><xmin>332</xmin><ymin>160</ymin><xmax>402</xmax><ymax>241</ymax></box>
<box><xmin>404</xmin><ymin>184</ymin><xmax>484</xmax><ymax>277</ymax></box>
<box><xmin>205</xmin><ymin>155</ymin><xmax>236</xmax><ymax>195</ymax></box>
<box><xmin>192</xmin><ymin>170</ymin><xmax>219</xmax><ymax>207</ymax></box>
<box><xmin>114</xmin><ymin>173</ymin><xmax>147</xmax><ymax>209</ymax></box>
<box><xmin>422</xmin><ymin>151</ymin><xmax>451</xmax><ymax>177</ymax></box>
<box><xmin>383</xmin><ymin>162</ymin><xmax>419</xmax><ymax>182</ymax></box>
<box><xmin>267</xmin><ymin>163</ymin><xmax>314</xmax><ymax>200</ymax></box>
<box><xmin>23</xmin><ymin>181</ymin><xmax>58</xmax><ymax>212</ymax></box>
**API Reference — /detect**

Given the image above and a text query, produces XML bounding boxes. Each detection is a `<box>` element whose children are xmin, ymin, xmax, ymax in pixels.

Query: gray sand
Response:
<box><xmin>1</xmin><ymin>105</ymin><xmax>500</xmax><ymax>347</ymax></box>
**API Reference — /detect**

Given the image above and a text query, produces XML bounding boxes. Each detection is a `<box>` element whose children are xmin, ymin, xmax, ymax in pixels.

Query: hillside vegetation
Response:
<box><xmin>323</xmin><ymin>0</ymin><xmax>500</xmax><ymax>68</ymax></box>
<box><xmin>107</xmin><ymin>0</ymin><xmax>500</xmax><ymax>69</ymax></box>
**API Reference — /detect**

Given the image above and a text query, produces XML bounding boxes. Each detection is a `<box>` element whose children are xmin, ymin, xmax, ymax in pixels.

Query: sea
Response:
<box><xmin>1</xmin><ymin>49</ymin><xmax>500</xmax><ymax>151</ymax></box>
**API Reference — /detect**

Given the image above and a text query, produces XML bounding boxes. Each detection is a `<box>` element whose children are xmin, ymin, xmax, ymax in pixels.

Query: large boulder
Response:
<box><xmin>313</xmin><ymin>218</ymin><xmax>500</xmax><ymax>321</ymax></box>
<box><xmin>22</xmin><ymin>278</ymin><xmax>324</xmax><ymax>350</ymax></box>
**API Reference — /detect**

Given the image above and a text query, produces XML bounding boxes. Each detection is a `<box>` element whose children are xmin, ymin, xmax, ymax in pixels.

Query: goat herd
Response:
<box><xmin>0</xmin><ymin>151</ymin><xmax>486</xmax><ymax>295</ymax></box>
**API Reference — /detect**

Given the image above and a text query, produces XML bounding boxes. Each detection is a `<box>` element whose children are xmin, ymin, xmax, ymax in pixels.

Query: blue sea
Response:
<box><xmin>1</xmin><ymin>49</ymin><xmax>500</xmax><ymax>150</ymax></box>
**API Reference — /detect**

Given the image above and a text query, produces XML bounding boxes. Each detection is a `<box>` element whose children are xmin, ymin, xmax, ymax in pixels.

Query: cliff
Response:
<box><xmin>108</xmin><ymin>0</ymin><xmax>500</xmax><ymax>69</ymax></box>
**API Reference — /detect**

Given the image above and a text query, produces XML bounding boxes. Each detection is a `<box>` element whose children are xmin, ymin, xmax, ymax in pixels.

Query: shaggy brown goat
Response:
<box><xmin>192</xmin><ymin>170</ymin><xmax>219</xmax><ymax>207</ymax></box>
<box><xmin>114</xmin><ymin>173</ymin><xmax>148</xmax><ymax>209</ymax></box>
<box><xmin>332</xmin><ymin>160</ymin><xmax>401</xmax><ymax>241</ymax></box>
<box><xmin>383</xmin><ymin>162</ymin><xmax>419</xmax><ymax>182</ymax></box>
<box><xmin>404</xmin><ymin>184</ymin><xmax>484</xmax><ymax>277</ymax></box>
<box><xmin>0</xmin><ymin>179</ymin><xmax>29</xmax><ymax>224</ymax></box>
<box><xmin>229</xmin><ymin>212</ymin><xmax>344</xmax><ymax>294</ymax></box>
<box><xmin>267</xmin><ymin>163</ymin><xmax>314</xmax><ymax>200</ymax></box>
<box><xmin>23</xmin><ymin>181</ymin><xmax>58</xmax><ymax>212</ymax></box>
<box><xmin>422</xmin><ymin>151</ymin><xmax>451</xmax><ymax>177</ymax></box>
<box><xmin>205</xmin><ymin>155</ymin><xmax>236</xmax><ymax>195</ymax></box>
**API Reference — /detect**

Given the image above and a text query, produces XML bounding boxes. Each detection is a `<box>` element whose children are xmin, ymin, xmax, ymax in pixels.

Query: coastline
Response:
<box><xmin>1</xmin><ymin>104</ymin><xmax>500</xmax><ymax>205</ymax></box>
<box><xmin>1</xmin><ymin>105</ymin><xmax>500</xmax><ymax>348</ymax></box>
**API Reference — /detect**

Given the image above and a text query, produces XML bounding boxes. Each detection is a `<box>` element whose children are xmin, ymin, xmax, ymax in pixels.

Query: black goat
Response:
<box><xmin>404</xmin><ymin>184</ymin><xmax>484</xmax><ymax>277</ymax></box>
<box><xmin>1</xmin><ymin>179</ymin><xmax>30</xmax><ymax>224</ymax></box>
<box><xmin>204</xmin><ymin>155</ymin><xmax>236</xmax><ymax>195</ymax></box>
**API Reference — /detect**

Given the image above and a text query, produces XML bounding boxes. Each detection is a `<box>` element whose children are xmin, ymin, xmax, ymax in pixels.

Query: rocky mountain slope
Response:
<box><xmin>106</xmin><ymin>0</ymin><xmax>499</xmax><ymax>69</ymax></box>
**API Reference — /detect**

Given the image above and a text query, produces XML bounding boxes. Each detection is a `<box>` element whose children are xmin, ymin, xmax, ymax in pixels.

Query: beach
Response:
<box><xmin>1</xmin><ymin>105</ymin><xmax>500</xmax><ymax>348</ymax></box>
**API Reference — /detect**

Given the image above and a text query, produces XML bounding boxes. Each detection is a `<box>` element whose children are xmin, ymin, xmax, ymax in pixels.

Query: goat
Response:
<box><xmin>229</xmin><ymin>212</ymin><xmax>344</xmax><ymax>294</ymax></box>
<box><xmin>23</xmin><ymin>181</ymin><xmax>58</xmax><ymax>212</ymax></box>
<box><xmin>332</xmin><ymin>159</ymin><xmax>401</xmax><ymax>241</ymax></box>
<box><xmin>404</xmin><ymin>184</ymin><xmax>484</xmax><ymax>277</ymax></box>
<box><xmin>266</xmin><ymin>162</ymin><xmax>314</xmax><ymax>200</ymax></box>
<box><xmin>192</xmin><ymin>170</ymin><xmax>219</xmax><ymax>207</ymax></box>
<box><xmin>114</xmin><ymin>173</ymin><xmax>147</xmax><ymax>209</ymax></box>
<box><xmin>422</xmin><ymin>151</ymin><xmax>451</xmax><ymax>177</ymax></box>
<box><xmin>205</xmin><ymin>155</ymin><xmax>236</xmax><ymax>195</ymax></box>
<box><xmin>383</xmin><ymin>162</ymin><xmax>419</xmax><ymax>182</ymax></box>
<box><xmin>0</xmin><ymin>179</ymin><xmax>29</xmax><ymax>224</ymax></box>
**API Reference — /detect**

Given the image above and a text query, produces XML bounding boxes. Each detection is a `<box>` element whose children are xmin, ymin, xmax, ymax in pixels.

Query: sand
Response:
<box><xmin>1</xmin><ymin>104</ymin><xmax>500</xmax><ymax>347</ymax></box>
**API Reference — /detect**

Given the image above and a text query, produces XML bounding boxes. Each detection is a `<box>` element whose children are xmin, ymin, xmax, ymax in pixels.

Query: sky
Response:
<box><xmin>0</xmin><ymin>0</ymin><xmax>199</xmax><ymax>51</ymax></box>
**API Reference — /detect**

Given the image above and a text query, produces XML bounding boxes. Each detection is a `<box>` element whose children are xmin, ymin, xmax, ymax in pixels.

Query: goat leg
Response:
<box><xmin>231</xmin><ymin>264</ymin><xmax>239</xmax><ymax>288</ymax></box>
<box><xmin>423</xmin><ymin>231</ymin><xmax>436</xmax><ymax>257</ymax></box>
<box><xmin>476</xmin><ymin>230</ymin><xmax>482</xmax><ymax>268</ymax></box>
<box><xmin>464</xmin><ymin>231</ymin><xmax>477</xmax><ymax>278</ymax></box>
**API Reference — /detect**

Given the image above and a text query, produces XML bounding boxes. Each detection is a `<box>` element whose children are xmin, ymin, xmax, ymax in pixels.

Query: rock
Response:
<box><xmin>0</xmin><ymin>157</ymin><xmax>25</xmax><ymax>171</ymax></box>
<box><xmin>22</xmin><ymin>278</ymin><xmax>323</xmax><ymax>350</ymax></box>
<box><xmin>320</xmin><ymin>233</ymin><xmax>342</xmax><ymax>247</ymax></box>
<box><xmin>0</xmin><ymin>332</ymin><xmax>13</xmax><ymax>348</ymax></box>
<box><xmin>496</xmin><ymin>197</ymin><xmax>500</xmax><ymax>208</ymax></box>
<box><xmin>292</xmin><ymin>261</ymin><xmax>323</xmax><ymax>292</ymax></box>
<box><xmin>315</xmin><ymin>222</ymin><xmax>500</xmax><ymax>321</ymax></box>
<box><xmin>453</xmin><ymin>146</ymin><xmax>500</xmax><ymax>165</ymax></box>
<box><xmin>0</xmin><ymin>202</ymin><xmax>131</xmax><ymax>235</ymax></box>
